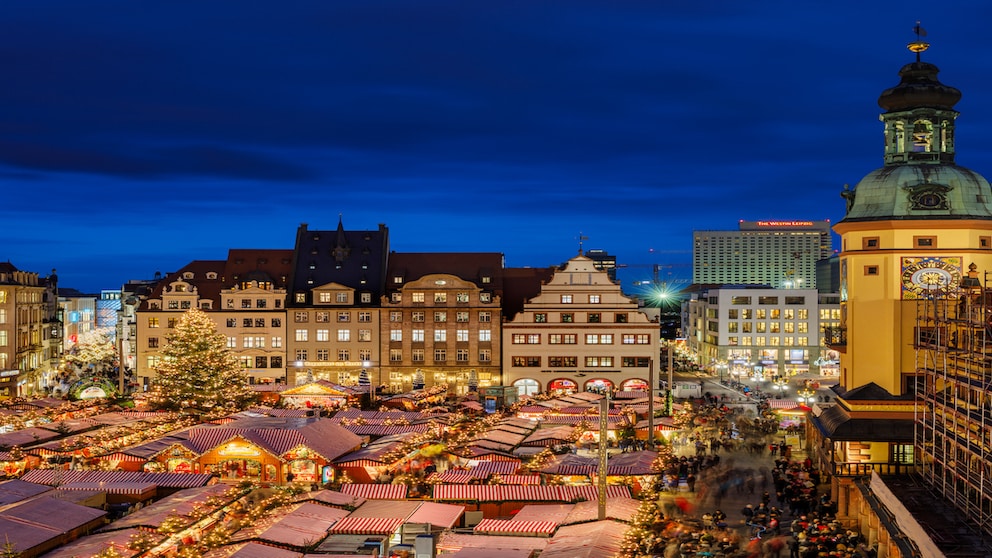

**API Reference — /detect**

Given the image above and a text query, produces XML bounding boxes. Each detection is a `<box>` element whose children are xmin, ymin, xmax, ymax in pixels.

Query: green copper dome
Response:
<box><xmin>840</xmin><ymin>44</ymin><xmax>992</xmax><ymax>223</ymax></box>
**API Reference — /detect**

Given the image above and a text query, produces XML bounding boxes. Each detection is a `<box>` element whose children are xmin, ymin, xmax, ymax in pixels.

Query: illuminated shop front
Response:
<box><xmin>620</xmin><ymin>378</ymin><xmax>649</xmax><ymax>391</ymax></box>
<box><xmin>583</xmin><ymin>378</ymin><xmax>614</xmax><ymax>394</ymax></box>
<box><xmin>548</xmin><ymin>378</ymin><xmax>577</xmax><ymax>394</ymax></box>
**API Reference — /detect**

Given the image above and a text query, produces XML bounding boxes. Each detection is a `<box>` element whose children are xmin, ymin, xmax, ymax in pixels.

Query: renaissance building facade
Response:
<box><xmin>502</xmin><ymin>253</ymin><xmax>658</xmax><ymax>396</ymax></box>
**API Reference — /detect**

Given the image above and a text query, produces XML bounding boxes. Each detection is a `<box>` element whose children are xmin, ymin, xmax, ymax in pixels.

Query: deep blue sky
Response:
<box><xmin>5</xmin><ymin>2</ymin><xmax>992</xmax><ymax>293</ymax></box>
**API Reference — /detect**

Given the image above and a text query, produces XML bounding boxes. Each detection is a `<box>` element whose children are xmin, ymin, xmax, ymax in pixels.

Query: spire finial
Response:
<box><xmin>577</xmin><ymin>232</ymin><xmax>589</xmax><ymax>255</ymax></box>
<box><xmin>908</xmin><ymin>21</ymin><xmax>929</xmax><ymax>62</ymax></box>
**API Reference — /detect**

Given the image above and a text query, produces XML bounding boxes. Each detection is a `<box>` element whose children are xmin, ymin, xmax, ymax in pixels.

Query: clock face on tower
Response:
<box><xmin>900</xmin><ymin>256</ymin><xmax>962</xmax><ymax>299</ymax></box>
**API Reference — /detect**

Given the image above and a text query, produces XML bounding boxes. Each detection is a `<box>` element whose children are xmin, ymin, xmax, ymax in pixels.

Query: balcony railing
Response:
<box><xmin>823</xmin><ymin>326</ymin><xmax>847</xmax><ymax>347</ymax></box>
<box><xmin>831</xmin><ymin>461</ymin><xmax>921</xmax><ymax>477</ymax></box>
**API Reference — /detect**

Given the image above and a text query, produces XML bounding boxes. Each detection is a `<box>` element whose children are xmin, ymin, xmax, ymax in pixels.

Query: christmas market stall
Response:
<box><xmin>139</xmin><ymin>417</ymin><xmax>363</xmax><ymax>485</ymax></box>
<box><xmin>431</xmin><ymin>484</ymin><xmax>631</xmax><ymax>518</ymax></box>
<box><xmin>0</xmin><ymin>494</ymin><xmax>107</xmax><ymax>557</ymax></box>
<box><xmin>276</xmin><ymin>380</ymin><xmax>361</xmax><ymax>409</ymax></box>
<box><xmin>333</xmin><ymin>431</ymin><xmax>424</xmax><ymax>484</ymax></box>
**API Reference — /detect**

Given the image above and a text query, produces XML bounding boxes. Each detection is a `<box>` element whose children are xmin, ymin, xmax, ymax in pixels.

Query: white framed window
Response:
<box><xmin>318</xmin><ymin>292</ymin><xmax>332</xmax><ymax>303</ymax></box>
<box><xmin>271</xmin><ymin>336</ymin><xmax>283</xmax><ymax>348</ymax></box>
<box><xmin>478</xmin><ymin>311</ymin><xmax>491</xmax><ymax>322</ymax></box>
<box><xmin>456</xmin><ymin>292</ymin><xmax>469</xmax><ymax>303</ymax></box>
<box><xmin>413</xmin><ymin>329</ymin><xmax>425</xmax><ymax>342</ymax></box>
<box><xmin>412</xmin><ymin>292</ymin><xmax>425</xmax><ymax>303</ymax></box>
<box><xmin>336</xmin><ymin>292</ymin><xmax>348</xmax><ymax>303</ymax></box>
<box><xmin>358</xmin><ymin>329</ymin><xmax>372</xmax><ymax>342</ymax></box>
<box><xmin>456</xmin><ymin>311</ymin><xmax>469</xmax><ymax>322</ymax></box>
<box><xmin>338</xmin><ymin>330</ymin><xmax>351</xmax><ymax>342</ymax></box>
<box><xmin>390</xmin><ymin>329</ymin><xmax>402</xmax><ymax>342</ymax></box>
<box><xmin>589</xmin><ymin>294</ymin><xmax>601</xmax><ymax>303</ymax></box>
<box><xmin>479</xmin><ymin>329</ymin><xmax>491</xmax><ymax>342</ymax></box>
<box><xmin>434</xmin><ymin>330</ymin><xmax>447</xmax><ymax>342</ymax></box>
<box><xmin>456</xmin><ymin>329</ymin><xmax>469</xmax><ymax>342</ymax></box>
<box><xmin>316</xmin><ymin>329</ymin><xmax>330</xmax><ymax>342</ymax></box>
<box><xmin>295</xmin><ymin>329</ymin><xmax>308</xmax><ymax>342</ymax></box>
<box><xmin>561</xmin><ymin>294</ymin><xmax>573</xmax><ymax>303</ymax></box>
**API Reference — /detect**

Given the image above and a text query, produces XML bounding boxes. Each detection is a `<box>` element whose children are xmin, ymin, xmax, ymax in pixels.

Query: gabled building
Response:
<box><xmin>135</xmin><ymin>250</ymin><xmax>294</xmax><ymax>389</ymax></box>
<box><xmin>380</xmin><ymin>252</ymin><xmax>504</xmax><ymax>394</ymax></box>
<box><xmin>501</xmin><ymin>253</ymin><xmax>658</xmax><ymax>396</ymax></box>
<box><xmin>286</xmin><ymin>220</ymin><xmax>389</xmax><ymax>386</ymax></box>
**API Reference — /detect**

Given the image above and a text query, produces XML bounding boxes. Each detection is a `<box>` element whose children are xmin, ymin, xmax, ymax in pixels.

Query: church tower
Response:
<box><xmin>834</xmin><ymin>35</ymin><xmax>992</xmax><ymax>395</ymax></box>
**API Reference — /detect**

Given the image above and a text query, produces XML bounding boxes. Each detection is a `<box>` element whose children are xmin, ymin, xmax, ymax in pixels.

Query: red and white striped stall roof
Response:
<box><xmin>338</xmin><ymin>483</ymin><xmax>408</xmax><ymax>500</ymax></box>
<box><xmin>472</xmin><ymin>460</ymin><xmax>521</xmax><ymax>474</ymax></box>
<box><xmin>474</xmin><ymin>518</ymin><xmax>557</xmax><ymax>536</ymax></box>
<box><xmin>329</xmin><ymin>516</ymin><xmax>403</xmax><ymax>535</ymax></box>
<box><xmin>429</xmin><ymin>471</ymin><xmax>479</xmax><ymax>484</ymax></box>
<box><xmin>97</xmin><ymin>452</ymin><xmax>148</xmax><ymax>463</ymax></box>
<box><xmin>58</xmin><ymin>482</ymin><xmax>157</xmax><ymax>496</ymax></box>
<box><xmin>432</xmin><ymin>485</ymin><xmax>629</xmax><ymax>502</ymax></box>
<box><xmin>498</xmin><ymin>475</ymin><xmax>542</xmax><ymax>485</ymax></box>
<box><xmin>768</xmin><ymin>400</ymin><xmax>806</xmax><ymax>410</ymax></box>
<box><xmin>20</xmin><ymin>470</ymin><xmax>214</xmax><ymax>489</ymax></box>
<box><xmin>338</xmin><ymin>424</ymin><xmax>432</xmax><ymax>437</ymax></box>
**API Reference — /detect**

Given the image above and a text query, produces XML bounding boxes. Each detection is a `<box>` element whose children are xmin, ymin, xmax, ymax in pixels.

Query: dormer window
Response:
<box><xmin>206</xmin><ymin>272</ymin><xmax>218</xmax><ymax>279</ymax></box>
<box><xmin>182</xmin><ymin>272</ymin><xmax>194</xmax><ymax>279</ymax></box>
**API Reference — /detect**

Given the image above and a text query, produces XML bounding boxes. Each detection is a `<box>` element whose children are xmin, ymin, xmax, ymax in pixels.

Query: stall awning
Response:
<box><xmin>329</xmin><ymin>516</ymin><xmax>403</xmax><ymax>535</ymax></box>
<box><xmin>474</xmin><ymin>518</ymin><xmax>557</xmax><ymax>536</ymax></box>
<box><xmin>338</xmin><ymin>483</ymin><xmax>408</xmax><ymax>500</ymax></box>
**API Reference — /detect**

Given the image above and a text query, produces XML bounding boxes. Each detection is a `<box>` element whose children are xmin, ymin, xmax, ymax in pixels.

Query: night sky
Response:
<box><xmin>5</xmin><ymin>2</ymin><xmax>992</xmax><ymax>293</ymax></box>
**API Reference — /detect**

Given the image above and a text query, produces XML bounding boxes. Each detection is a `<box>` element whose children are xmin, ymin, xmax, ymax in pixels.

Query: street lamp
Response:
<box><xmin>797</xmin><ymin>387</ymin><xmax>816</xmax><ymax>405</ymax></box>
<box><xmin>716</xmin><ymin>360</ymin><xmax>728</xmax><ymax>384</ymax></box>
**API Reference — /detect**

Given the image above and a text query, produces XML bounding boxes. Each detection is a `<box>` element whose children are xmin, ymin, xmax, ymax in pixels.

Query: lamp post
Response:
<box><xmin>716</xmin><ymin>360</ymin><xmax>728</xmax><ymax>384</ymax></box>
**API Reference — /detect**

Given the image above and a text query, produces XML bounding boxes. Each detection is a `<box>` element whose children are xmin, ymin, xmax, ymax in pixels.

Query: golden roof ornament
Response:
<box><xmin>908</xmin><ymin>21</ymin><xmax>929</xmax><ymax>61</ymax></box>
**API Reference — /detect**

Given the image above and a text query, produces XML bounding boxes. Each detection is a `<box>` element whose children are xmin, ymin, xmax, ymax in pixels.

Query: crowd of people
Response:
<box><xmin>629</xmin><ymin>399</ymin><xmax>879</xmax><ymax>558</ymax></box>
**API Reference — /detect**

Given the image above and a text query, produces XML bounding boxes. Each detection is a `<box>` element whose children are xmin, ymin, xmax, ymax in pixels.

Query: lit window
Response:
<box><xmin>295</xmin><ymin>329</ymin><xmax>308</xmax><ymax>342</ymax></box>
<box><xmin>561</xmin><ymin>295</ymin><xmax>573</xmax><ymax>303</ymax></box>
<box><xmin>338</xmin><ymin>330</ymin><xmax>351</xmax><ymax>342</ymax></box>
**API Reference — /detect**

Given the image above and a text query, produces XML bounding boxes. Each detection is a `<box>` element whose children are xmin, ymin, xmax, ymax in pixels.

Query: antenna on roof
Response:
<box><xmin>577</xmin><ymin>233</ymin><xmax>589</xmax><ymax>255</ymax></box>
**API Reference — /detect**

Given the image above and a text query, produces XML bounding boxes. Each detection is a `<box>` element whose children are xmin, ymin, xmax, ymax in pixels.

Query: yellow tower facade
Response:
<box><xmin>834</xmin><ymin>43</ymin><xmax>992</xmax><ymax>395</ymax></box>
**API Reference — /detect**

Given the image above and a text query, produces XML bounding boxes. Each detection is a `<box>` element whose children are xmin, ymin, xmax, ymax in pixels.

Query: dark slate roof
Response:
<box><xmin>225</xmin><ymin>249</ymin><xmax>294</xmax><ymax>289</ymax></box>
<box><xmin>139</xmin><ymin>260</ymin><xmax>226</xmax><ymax>310</ymax></box>
<box><xmin>810</xmin><ymin>404</ymin><xmax>915</xmax><ymax>442</ymax></box>
<box><xmin>385</xmin><ymin>252</ymin><xmax>505</xmax><ymax>294</ymax></box>
<box><xmin>835</xmin><ymin>382</ymin><xmax>915</xmax><ymax>402</ymax></box>
<box><xmin>289</xmin><ymin>220</ymin><xmax>389</xmax><ymax>306</ymax></box>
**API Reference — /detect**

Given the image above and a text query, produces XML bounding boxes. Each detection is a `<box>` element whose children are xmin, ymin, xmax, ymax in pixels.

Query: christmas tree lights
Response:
<box><xmin>148</xmin><ymin>308</ymin><xmax>257</xmax><ymax>414</ymax></box>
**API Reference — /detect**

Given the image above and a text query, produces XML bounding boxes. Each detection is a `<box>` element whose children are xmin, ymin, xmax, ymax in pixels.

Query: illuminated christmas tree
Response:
<box><xmin>149</xmin><ymin>308</ymin><xmax>256</xmax><ymax>414</ymax></box>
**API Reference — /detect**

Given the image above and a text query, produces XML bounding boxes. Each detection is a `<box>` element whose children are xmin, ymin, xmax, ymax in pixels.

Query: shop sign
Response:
<box><xmin>218</xmin><ymin>443</ymin><xmax>261</xmax><ymax>457</ymax></box>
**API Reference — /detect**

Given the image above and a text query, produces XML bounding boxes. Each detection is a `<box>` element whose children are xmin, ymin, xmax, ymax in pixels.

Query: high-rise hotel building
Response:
<box><xmin>693</xmin><ymin>220</ymin><xmax>833</xmax><ymax>289</ymax></box>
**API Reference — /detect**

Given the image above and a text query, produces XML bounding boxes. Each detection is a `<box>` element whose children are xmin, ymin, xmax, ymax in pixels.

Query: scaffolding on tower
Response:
<box><xmin>914</xmin><ymin>263</ymin><xmax>992</xmax><ymax>534</ymax></box>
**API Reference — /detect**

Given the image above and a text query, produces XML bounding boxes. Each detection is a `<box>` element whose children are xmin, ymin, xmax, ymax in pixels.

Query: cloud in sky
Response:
<box><xmin>4</xmin><ymin>1</ymin><xmax>992</xmax><ymax>291</ymax></box>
